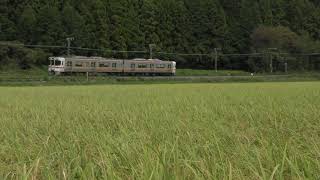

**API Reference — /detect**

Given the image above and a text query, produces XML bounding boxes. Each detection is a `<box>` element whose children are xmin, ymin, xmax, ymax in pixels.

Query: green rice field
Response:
<box><xmin>0</xmin><ymin>82</ymin><xmax>320</xmax><ymax>179</ymax></box>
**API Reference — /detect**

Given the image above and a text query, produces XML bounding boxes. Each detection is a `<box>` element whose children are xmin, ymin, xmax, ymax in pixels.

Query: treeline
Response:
<box><xmin>1</xmin><ymin>0</ymin><xmax>320</xmax><ymax>72</ymax></box>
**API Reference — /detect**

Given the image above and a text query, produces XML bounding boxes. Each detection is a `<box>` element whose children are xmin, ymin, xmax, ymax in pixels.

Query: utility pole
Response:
<box><xmin>283</xmin><ymin>55</ymin><xmax>288</xmax><ymax>74</ymax></box>
<box><xmin>149</xmin><ymin>44</ymin><xmax>156</xmax><ymax>59</ymax></box>
<box><xmin>214</xmin><ymin>48</ymin><xmax>221</xmax><ymax>72</ymax></box>
<box><xmin>285</xmin><ymin>62</ymin><xmax>288</xmax><ymax>74</ymax></box>
<box><xmin>211</xmin><ymin>53</ymin><xmax>214</xmax><ymax>70</ymax></box>
<box><xmin>86</xmin><ymin>72</ymin><xmax>89</xmax><ymax>82</ymax></box>
<box><xmin>268</xmin><ymin>48</ymin><xmax>277</xmax><ymax>73</ymax></box>
<box><xmin>66</xmin><ymin>37</ymin><xmax>74</xmax><ymax>57</ymax></box>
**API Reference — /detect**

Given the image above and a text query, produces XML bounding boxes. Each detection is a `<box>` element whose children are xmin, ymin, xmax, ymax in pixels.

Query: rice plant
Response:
<box><xmin>0</xmin><ymin>82</ymin><xmax>319</xmax><ymax>179</ymax></box>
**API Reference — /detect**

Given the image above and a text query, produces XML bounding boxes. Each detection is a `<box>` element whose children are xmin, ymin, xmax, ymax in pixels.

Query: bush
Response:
<box><xmin>0</xmin><ymin>43</ymin><xmax>51</xmax><ymax>69</ymax></box>
<box><xmin>250</xmin><ymin>26</ymin><xmax>320</xmax><ymax>72</ymax></box>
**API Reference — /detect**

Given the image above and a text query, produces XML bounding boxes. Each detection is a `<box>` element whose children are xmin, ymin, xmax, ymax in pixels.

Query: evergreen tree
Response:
<box><xmin>1</xmin><ymin>0</ymin><xmax>320</xmax><ymax>70</ymax></box>
<box><xmin>230</xmin><ymin>0</ymin><xmax>262</xmax><ymax>52</ymax></box>
<box><xmin>18</xmin><ymin>5</ymin><xmax>37</xmax><ymax>43</ymax></box>
<box><xmin>0</xmin><ymin>0</ymin><xmax>16</xmax><ymax>40</ymax></box>
<box><xmin>122</xmin><ymin>0</ymin><xmax>145</xmax><ymax>51</ymax></box>
<box><xmin>108</xmin><ymin>0</ymin><xmax>128</xmax><ymax>54</ymax></box>
<box><xmin>77</xmin><ymin>1</ymin><xmax>97</xmax><ymax>48</ymax></box>
<box><xmin>93</xmin><ymin>0</ymin><xmax>110</xmax><ymax>49</ymax></box>
<box><xmin>271</xmin><ymin>0</ymin><xmax>287</xmax><ymax>26</ymax></box>
<box><xmin>62</xmin><ymin>3</ymin><xmax>85</xmax><ymax>47</ymax></box>
<box><xmin>184</xmin><ymin>0</ymin><xmax>227</xmax><ymax>53</ymax></box>
<box><xmin>36</xmin><ymin>4</ymin><xmax>64</xmax><ymax>45</ymax></box>
<box><xmin>140</xmin><ymin>0</ymin><xmax>161</xmax><ymax>50</ymax></box>
<box><xmin>260</xmin><ymin>0</ymin><xmax>273</xmax><ymax>26</ymax></box>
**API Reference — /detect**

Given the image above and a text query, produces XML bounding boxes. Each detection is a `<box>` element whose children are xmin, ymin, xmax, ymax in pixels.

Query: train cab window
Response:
<box><xmin>112</xmin><ymin>63</ymin><xmax>117</xmax><ymax>68</ymax></box>
<box><xmin>99</xmin><ymin>63</ymin><xmax>109</xmax><ymax>67</ymax></box>
<box><xmin>91</xmin><ymin>62</ymin><xmax>96</xmax><ymax>67</ymax></box>
<box><xmin>131</xmin><ymin>64</ymin><xmax>135</xmax><ymax>68</ymax></box>
<box><xmin>67</xmin><ymin>61</ymin><xmax>72</xmax><ymax>67</ymax></box>
<box><xmin>55</xmin><ymin>61</ymin><xmax>62</xmax><ymax>66</ymax></box>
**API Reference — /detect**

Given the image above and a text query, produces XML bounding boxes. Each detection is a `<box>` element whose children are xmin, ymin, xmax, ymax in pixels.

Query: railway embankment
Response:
<box><xmin>1</xmin><ymin>74</ymin><xmax>320</xmax><ymax>86</ymax></box>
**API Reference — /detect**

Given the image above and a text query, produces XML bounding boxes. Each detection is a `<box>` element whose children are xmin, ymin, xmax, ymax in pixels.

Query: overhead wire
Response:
<box><xmin>1</xmin><ymin>42</ymin><xmax>320</xmax><ymax>57</ymax></box>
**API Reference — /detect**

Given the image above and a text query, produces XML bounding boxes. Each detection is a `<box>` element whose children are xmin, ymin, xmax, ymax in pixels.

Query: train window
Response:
<box><xmin>91</xmin><ymin>62</ymin><xmax>96</xmax><ymax>67</ymax></box>
<box><xmin>138</xmin><ymin>64</ymin><xmax>148</xmax><ymax>68</ymax></box>
<box><xmin>150</xmin><ymin>64</ymin><xmax>154</xmax><ymax>68</ymax></box>
<box><xmin>131</xmin><ymin>64</ymin><xmax>135</xmax><ymax>68</ymax></box>
<box><xmin>99</xmin><ymin>63</ymin><xmax>109</xmax><ymax>67</ymax></box>
<box><xmin>156</xmin><ymin>64</ymin><xmax>165</xmax><ymax>68</ymax></box>
<box><xmin>67</xmin><ymin>61</ymin><xmax>72</xmax><ymax>67</ymax></box>
<box><xmin>55</xmin><ymin>61</ymin><xmax>62</xmax><ymax>66</ymax></box>
<box><xmin>75</xmin><ymin>63</ymin><xmax>83</xmax><ymax>67</ymax></box>
<box><xmin>168</xmin><ymin>64</ymin><xmax>172</xmax><ymax>68</ymax></box>
<box><xmin>112</xmin><ymin>63</ymin><xmax>117</xmax><ymax>68</ymax></box>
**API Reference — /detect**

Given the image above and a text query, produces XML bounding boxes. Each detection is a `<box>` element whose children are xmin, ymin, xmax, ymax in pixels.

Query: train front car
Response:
<box><xmin>171</xmin><ymin>61</ymin><xmax>177</xmax><ymax>76</ymax></box>
<box><xmin>48</xmin><ymin>57</ymin><xmax>66</xmax><ymax>75</ymax></box>
<box><xmin>153</xmin><ymin>59</ymin><xmax>176</xmax><ymax>76</ymax></box>
<box><xmin>162</xmin><ymin>60</ymin><xmax>176</xmax><ymax>76</ymax></box>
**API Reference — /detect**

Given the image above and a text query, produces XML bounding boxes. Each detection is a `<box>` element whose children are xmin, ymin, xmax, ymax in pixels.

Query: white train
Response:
<box><xmin>48</xmin><ymin>56</ymin><xmax>176</xmax><ymax>76</ymax></box>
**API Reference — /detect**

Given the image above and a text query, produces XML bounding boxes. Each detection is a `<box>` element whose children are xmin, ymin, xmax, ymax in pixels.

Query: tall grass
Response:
<box><xmin>0</xmin><ymin>82</ymin><xmax>319</xmax><ymax>179</ymax></box>
<box><xmin>176</xmin><ymin>69</ymin><xmax>249</xmax><ymax>76</ymax></box>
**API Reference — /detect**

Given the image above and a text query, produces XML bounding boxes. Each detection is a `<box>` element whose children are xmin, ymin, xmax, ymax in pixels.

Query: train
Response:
<box><xmin>48</xmin><ymin>56</ymin><xmax>176</xmax><ymax>76</ymax></box>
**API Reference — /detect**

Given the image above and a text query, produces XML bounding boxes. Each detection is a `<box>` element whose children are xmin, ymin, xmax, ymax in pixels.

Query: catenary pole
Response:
<box><xmin>268</xmin><ymin>48</ymin><xmax>277</xmax><ymax>73</ymax></box>
<box><xmin>214</xmin><ymin>48</ymin><xmax>221</xmax><ymax>72</ymax></box>
<box><xmin>149</xmin><ymin>44</ymin><xmax>156</xmax><ymax>59</ymax></box>
<box><xmin>66</xmin><ymin>37</ymin><xmax>74</xmax><ymax>57</ymax></box>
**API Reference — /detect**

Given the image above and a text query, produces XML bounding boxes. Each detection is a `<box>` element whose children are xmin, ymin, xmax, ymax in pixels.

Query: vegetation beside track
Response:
<box><xmin>0</xmin><ymin>67</ymin><xmax>320</xmax><ymax>86</ymax></box>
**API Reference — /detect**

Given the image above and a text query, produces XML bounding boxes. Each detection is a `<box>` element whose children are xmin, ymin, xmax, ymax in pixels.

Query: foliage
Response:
<box><xmin>0</xmin><ymin>44</ymin><xmax>51</xmax><ymax>69</ymax></box>
<box><xmin>249</xmin><ymin>26</ymin><xmax>320</xmax><ymax>72</ymax></box>
<box><xmin>176</xmin><ymin>69</ymin><xmax>249</xmax><ymax>76</ymax></box>
<box><xmin>0</xmin><ymin>0</ymin><xmax>320</xmax><ymax>71</ymax></box>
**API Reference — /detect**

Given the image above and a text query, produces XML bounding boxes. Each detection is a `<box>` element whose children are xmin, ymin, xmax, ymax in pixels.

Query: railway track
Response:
<box><xmin>116</xmin><ymin>75</ymin><xmax>292</xmax><ymax>79</ymax></box>
<box><xmin>1</xmin><ymin>74</ymin><xmax>317</xmax><ymax>85</ymax></box>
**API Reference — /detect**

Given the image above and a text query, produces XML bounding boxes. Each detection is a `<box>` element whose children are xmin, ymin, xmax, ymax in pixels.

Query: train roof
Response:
<box><xmin>65</xmin><ymin>56</ymin><xmax>112</xmax><ymax>61</ymax></box>
<box><xmin>50</xmin><ymin>56</ymin><xmax>174</xmax><ymax>62</ymax></box>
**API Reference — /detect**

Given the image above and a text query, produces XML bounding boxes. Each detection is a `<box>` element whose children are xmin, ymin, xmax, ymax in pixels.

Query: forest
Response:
<box><xmin>1</xmin><ymin>0</ymin><xmax>320</xmax><ymax>72</ymax></box>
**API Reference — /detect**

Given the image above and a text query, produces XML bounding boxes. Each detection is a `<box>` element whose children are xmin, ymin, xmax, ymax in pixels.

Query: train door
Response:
<box><xmin>90</xmin><ymin>61</ymin><xmax>96</xmax><ymax>72</ymax></box>
<box><xmin>150</xmin><ymin>63</ymin><xmax>155</xmax><ymax>74</ymax></box>
<box><xmin>112</xmin><ymin>62</ymin><xmax>117</xmax><ymax>71</ymax></box>
<box><xmin>130</xmin><ymin>63</ymin><xmax>136</xmax><ymax>72</ymax></box>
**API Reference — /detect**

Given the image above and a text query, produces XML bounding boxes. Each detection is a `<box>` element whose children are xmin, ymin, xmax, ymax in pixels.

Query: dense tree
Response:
<box><xmin>18</xmin><ymin>5</ymin><xmax>37</xmax><ymax>43</ymax></box>
<box><xmin>36</xmin><ymin>4</ymin><xmax>64</xmax><ymax>45</ymax></box>
<box><xmin>251</xmin><ymin>26</ymin><xmax>298</xmax><ymax>51</ymax></box>
<box><xmin>0</xmin><ymin>0</ymin><xmax>320</xmax><ymax>71</ymax></box>
<box><xmin>62</xmin><ymin>3</ymin><xmax>85</xmax><ymax>45</ymax></box>
<box><xmin>92</xmin><ymin>0</ymin><xmax>110</xmax><ymax>49</ymax></box>
<box><xmin>0</xmin><ymin>0</ymin><xmax>16</xmax><ymax>40</ymax></box>
<box><xmin>140</xmin><ymin>0</ymin><xmax>162</xmax><ymax>53</ymax></box>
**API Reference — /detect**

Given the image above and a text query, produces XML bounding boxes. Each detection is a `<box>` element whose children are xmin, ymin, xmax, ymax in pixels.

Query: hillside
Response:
<box><xmin>1</xmin><ymin>0</ymin><xmax>320</xmax><ymax>72</ymax></box>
